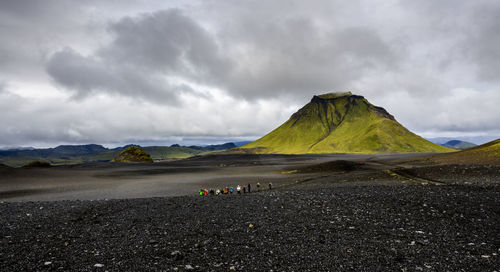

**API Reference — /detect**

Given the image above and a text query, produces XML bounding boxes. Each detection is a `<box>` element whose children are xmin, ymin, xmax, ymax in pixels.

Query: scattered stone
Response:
<box><xmin>94</xmin><ymin>263</ymin><xmax>104</xmax><ymax>268</ymax></box>
<box><xmin>44</xmin><ymin>261</ymin><xmax>52</xmax><ymax>266</ymax></box>
<box><xmin>171</xmin><ymin>250</ymin><xmax>183</xmax><ymax>261</ymax></box>
<box><xmin>185</xmin><ymin>264</ymin><xmax>194</xmax><ymax>270</ymax></box>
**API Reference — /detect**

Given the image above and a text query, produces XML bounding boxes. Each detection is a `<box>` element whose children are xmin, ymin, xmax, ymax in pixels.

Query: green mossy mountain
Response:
<box><xmin>113</xmin><ymin>146</ymin><xmax>153</xmax><ymax>163</ymax></box>
<box><xmin>240</xmin><ymin>92</ymin><xmax>453</xmax><ymax>154</ymax></box>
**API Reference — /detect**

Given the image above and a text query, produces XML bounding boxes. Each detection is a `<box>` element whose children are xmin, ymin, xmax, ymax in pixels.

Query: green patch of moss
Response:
<box><xmin>113</xmin><ymin>146</ymin><xmax>153</xmax><ymax>163</ymax></box>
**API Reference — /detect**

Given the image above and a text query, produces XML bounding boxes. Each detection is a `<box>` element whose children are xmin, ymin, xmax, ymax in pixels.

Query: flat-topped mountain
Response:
<box><xmin>239</xmin><ymin>92</ymin><xmax>452</xmax><ymax>154</ymax></box>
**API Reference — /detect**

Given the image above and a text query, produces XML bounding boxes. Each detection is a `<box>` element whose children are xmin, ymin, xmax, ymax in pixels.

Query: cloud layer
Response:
<box><xmin>0</xmin><ymin>0</ymin><xmax>499</xmax><ymax>147</ymax></box>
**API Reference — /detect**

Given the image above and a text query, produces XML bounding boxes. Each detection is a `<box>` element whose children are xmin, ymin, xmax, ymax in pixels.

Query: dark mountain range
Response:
<box><xmin>0</xmin><ymin>142</ymin><xmax>237</xmax><ymax>167</ymax></box>
<box><xmin>0</xmin><ymin>144</ymin><xmax>108</xmax><ymax>158</ymax></box>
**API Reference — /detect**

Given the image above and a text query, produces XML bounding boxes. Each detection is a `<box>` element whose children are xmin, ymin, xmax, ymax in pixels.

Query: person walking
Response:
<box><xmin>237</xmin><ymin>185</ymin><xmax>241</xmax><ymax>194</ymax></box>
<box><xmin>268</xmin><ymin>182</ymin><xmax>272</xmax><ymax>190</ymax></box>
<box><xmin>257</xmin><ymin>182</ymin><xmax>261</xmax><ymax>191</ymax></box>
<box><xmin>248</xmin><ymin>183</ymin><xmax>252</xmax><ymax>193</ymax></box>
<box><xmin>243</xmin><ymin>186</ymin><xmax>246</xmax><ymax>194</ymax></box>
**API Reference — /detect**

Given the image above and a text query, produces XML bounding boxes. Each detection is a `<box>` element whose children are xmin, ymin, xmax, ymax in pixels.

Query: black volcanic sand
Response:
<box><xmin>0</xmin><ymin>154</ymin><xmax>420</xmax><ymax>202</ymax></box>
<box><xmin>1</xmin><ymin>154</ymin><xmax>499</xmax><ymax>270</ymax></box>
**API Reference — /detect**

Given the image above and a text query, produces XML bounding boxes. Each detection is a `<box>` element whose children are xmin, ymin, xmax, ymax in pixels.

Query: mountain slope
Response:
<box><xmin>240</xmin><ymin>92</ymin><xmax>452</xmax><ymax>154</ymax></box>
<box><xmin>431</xmin><ymin>138</ymin><xmax>500</xmax><ymax>164</ymax></box>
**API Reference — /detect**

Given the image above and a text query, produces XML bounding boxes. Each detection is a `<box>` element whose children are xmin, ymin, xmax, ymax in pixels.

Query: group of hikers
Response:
<box><xmin>199</xmin><ymin>182</ymin><xmax>272</xmax><ymax>196</ymax></box>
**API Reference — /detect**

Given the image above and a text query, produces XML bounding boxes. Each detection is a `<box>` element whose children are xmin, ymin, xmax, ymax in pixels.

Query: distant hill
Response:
<box><xmin>427</xmin><ymin>136</ymin><xmax>499</xmax><ymax>146</ymax></box>
<box><xmin>233</xmin><ymin>141</ymin><xmax>252</xmax><ymax>147</ymax></box>
<box><xmin>431</xmin><ymin>138</ymin><xmax>500</xmax><ymax>164</ymax></box>
<box><xmin>440</xmin><ymin>140</ymin><xmax>476</xmax><ymax>150</ymax></box>
<box><xmin>0</xmin><ymin>143</ymin><xmax>237</xmax><ymax>167</ymax></box>
<box><xmin>238</xmin><ymin>92</ymin><xmax>452</xmax><ymax>154</ymax></box>
<box><xmin>113</xmin><ymin>146</ymin><xmax>153</xmax><ymax>163</ymax></box>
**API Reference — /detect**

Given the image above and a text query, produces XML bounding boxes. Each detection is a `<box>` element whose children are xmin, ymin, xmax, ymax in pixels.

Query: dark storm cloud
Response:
<box><xmin>224</xmin><ymin>23</ymin><xmax>397</xmax><ymax>99</ymax></box>
<box><xmin>47</xmin><ymin>9</ymin><xmax>229</xmax><ymax>103</ymax></box>
<box><xmin>103</xmin><ymin>10</ymin><xmax>231</xmax><ymax>78</ymax></box>
<box><xmin>46</xmin><ymin>47</ymin><xmax>193</xmax><ymax>102</ymax></box>
<box><xmin>46</xmin><ymin>6</ymin><xmax>396</xmax><ymax>102</ymax></box>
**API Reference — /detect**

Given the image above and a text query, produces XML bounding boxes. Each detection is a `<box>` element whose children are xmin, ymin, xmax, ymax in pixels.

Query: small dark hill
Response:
<box><xmin>441</xmin><ymin>140</ymin><xmax>476</xmax><ymax>150</ymax></box>
<box><xmin>23</xmin><ymin>161</ymin><xmax>52</xmax><ymax>168</ymax></box>
<box><xmin>239</xmin><ymin>92</ymin><xmax>452</xmax><ymax>154</ymax></box>
<box><xmin>432</xmin><ymin>138</ymin><xmax>500</xmax><ymax>165</ymax></box>
<box><xmin>113</xmin><ymin>146</ymin><xmax>153</xmax><ymax>163</ymax></box>
<box><xmin>294</xmin><ymin>160</ymin><xmax>366</xmax><ymax>173</ymax></box>
<box><xmin>0</xmin><ymin>163</ymin><xmax>12</xmax><ymax>169</ymax></box>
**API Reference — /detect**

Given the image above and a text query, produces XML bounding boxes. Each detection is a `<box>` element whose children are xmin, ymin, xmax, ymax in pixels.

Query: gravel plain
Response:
<box><xmin>1</xmin><ymin>183</ymin><xmax>498</xmax><ymax>271</ymax></box>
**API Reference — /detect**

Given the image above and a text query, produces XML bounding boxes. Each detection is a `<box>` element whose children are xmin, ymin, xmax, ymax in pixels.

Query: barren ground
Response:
<box><xmin>0</xmin><ymin>154</ymin><xmax>498</xmax><ymax>271</ymax></box>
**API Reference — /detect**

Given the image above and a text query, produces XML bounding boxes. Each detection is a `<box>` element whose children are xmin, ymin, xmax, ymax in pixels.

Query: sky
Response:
<box><xmin>0</xmin><ymin>0</ymin><xmax>499</xmax><ymax>148</ymax></box>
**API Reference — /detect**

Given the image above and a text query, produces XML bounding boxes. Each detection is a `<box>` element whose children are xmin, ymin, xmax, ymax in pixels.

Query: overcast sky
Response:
<box><xmin>0</xmin><ymin>0</ymin><xmax>499</xmax><ymax>148</ymax></box>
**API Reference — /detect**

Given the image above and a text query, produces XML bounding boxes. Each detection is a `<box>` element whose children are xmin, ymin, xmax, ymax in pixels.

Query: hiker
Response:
<box><xmin>216</xmin><ymin>189</ymin><xmax>221</xmax><ymax>195</ymax></box>
<box><xmin>237</xmin><ymin>185</ymin><xmax>241</xmax><ymax>194</ymax></box>
<box><xmin>229</xmin><ymin>187</ymin><xmax>234</xmax><ymax>194</ymax></box>
<box><xmin>224</xmin><ymin>187</ymin><xmax>229</xmax><ymax>194</ymax></box>
<box><xmin>256</xmin><ymin>182</ymin><xmax>261</xmax><ymax>191</ymax></box>
<box><xmin>199</xmin><ymin>189</ymin><xmax>203</xmax><ymax>196</ymax></box>
<box><xmin>248</xmin><ymin>183</ymin><xmax>252</xmax><ymax>193</ymax></box>
<box><xmin>203</xmin><ymin>189</ymin><xmax>208</xmax><ymax>196</ymax></box>
<box><xmin>268</xmin><ymin>182</ymin><xmax>272</xmax><ymax>190</ymax></box>
<box><xmin>243</xmin><ymin>186</ymin><xmax>247</xmax><ymax>194</ymax></box>
<box><xmin>210</xmin><ymin>189</ymin><xmax>215</xmax><ymax>195</ymax></box>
